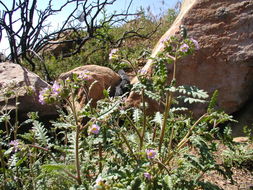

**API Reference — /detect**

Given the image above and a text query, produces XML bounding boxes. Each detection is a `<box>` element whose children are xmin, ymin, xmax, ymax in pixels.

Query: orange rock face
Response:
<box><xmin>127</xmin><ymin>0</ymin><xmax>253</xmax><ymax>116</ymax></box>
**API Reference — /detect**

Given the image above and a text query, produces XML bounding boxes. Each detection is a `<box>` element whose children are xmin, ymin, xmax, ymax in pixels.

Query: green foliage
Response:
<box><xmin>0</xmin><ymin>24</ymin><xmax>249</xmax><ymax>190</ymax></box>
<box><xmin>222</xmin><ymin>143</ymin><xmax>253</xmax><ymax>170</ymax></box>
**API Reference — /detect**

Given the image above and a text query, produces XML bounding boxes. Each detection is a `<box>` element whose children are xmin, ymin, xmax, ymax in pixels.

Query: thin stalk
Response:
<box><xmin>140</xmin><ymin>88</ymin><xmax>146</xmax><ymax>150</ymax></box>
<box><xmin>167</xmin><ymin>125</ymin><xmax>175</xmax><ymax>156</ymax></box>
<box><xmin>65</xmin><ymin>90</ymin><xmax>82</xmax><ymax>185</ymax></box>
<box><xmin>14</xmin><ymin>94</ymin><xmax>19</xmax><ymax>140</ymax></box>
<box><xmin>120</xmin><ymin>133</ymin><xmax>139</xmax><ymax>163</ymax></box>
<box><xmin>4</xmin><ymin>98</ymin><xmax>10</xmax><ymax>137</ymax></box>
<box><xmin>125</xmin><ymin>114</ymin><xmax>142</xmax><ymax>140</ymax></box>
<box><xmin>176</xmin><ymin>113</ymin><xmax>208</xmax><ymax>150</ymax></box>
<box><xmin>158</xmin><ymin>92</ymin><xmax>173</xmax><ymax>152</ymax></box>
<box><xmin>152</xmin><ymin>125</ymin><xmax>157</xmax><ymax>142</ymax></box>
<box><xmin>153</xmin><ymin>159</ymin><xmax>171</xmax><ymax>175</ymax></box>
<box><xmin>0</xmin><ymin>145</ymin><xmax>6</xmax><ymax>189</ymax></box>
<box><xmin>158</xmin><ymin>56</ymin><xmax>177</xmax><ymax>152</ymax></box>
<box><xmin>71</xmin><ymin>88</ymin><xmax>82</xmax><ymax>185</ymax></box>
<box><xmin>99</xmin><ymin>142</ymin><xmax>102</xmax><ymax>173</ymax></box>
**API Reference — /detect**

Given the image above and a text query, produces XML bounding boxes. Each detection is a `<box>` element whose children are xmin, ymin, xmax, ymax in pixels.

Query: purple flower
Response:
<box><xmin>52</xmin><ymin>81</ymin><xmax>61</xmax><ymax>95</ymax></box>
<box><xmin>179</xmin><ymin>43</ymin><xmax>189</xmax><ymax>52</ymax></box>
<box><xmin>146</xmin><ymin>149</ymin><xmax>157</xmax><ymax>159</ymax></box>
<box><xmin>78</xmin><ymin>71</ymin><xmax>92</xmax><ymax>81</ymax></box>
<box><xmin>9</xmin><ymin>140</ymin><xmax>19</xmax><ymax>152</ymax></box>
<box><xmin>89</xmin><ymin>124</ymin><xmax>100</xmax><ymax>135</ymax></box>
<box><xmin>95</xmin><ymin>176</ymin><xmax>103</xmax><ymax>186</ymax></box>
<box><xmin>190</xmin><ymin>38</ymin><xmax>200</xmax><ymax>50</ymax></box>
<box><xmin>109</xmin><ymin>48</ymin><xmax>119</xmax><ymax>60</ymax></box>
<box><xmin>144</xmin><ymin>172</ymin><xmax>151</xmax><ymax>180</ymax></box>
<box><xmin>38</xmin><ymin>88</ymin><xmax>48</xmax><ymax>105</ymax></box>
<box><xmin>138</xmin><ymin>69</ymin><xmax>147</xmax><ymax>75</ymax></box>
<box><xmin>161</xmin><ymin>36</ymin><xmax>170</xmax><ymax>44</ymax></box>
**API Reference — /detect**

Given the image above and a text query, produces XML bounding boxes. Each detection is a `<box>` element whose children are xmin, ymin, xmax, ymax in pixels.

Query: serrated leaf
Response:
<box><xmin>151</xmin><ymin>112</ymin><xmax>163</xmax><ymax>126</ymax></box>
<box><xmin>133</xmin><ymin>109</ymin><xmax>141</xmax><ymax>123</ymax></box>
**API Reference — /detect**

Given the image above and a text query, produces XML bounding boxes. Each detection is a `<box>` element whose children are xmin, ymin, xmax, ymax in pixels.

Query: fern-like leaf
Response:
<box><xmin>32</xmin><ymin>120</ymin><xmax>50</xmax><ymax>146</ymax></box>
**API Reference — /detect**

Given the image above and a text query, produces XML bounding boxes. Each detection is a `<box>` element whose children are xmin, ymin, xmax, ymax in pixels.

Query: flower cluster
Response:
<box><xmin>190</xmin><ymin>38</ymin><xmax>200</xmax><ymax>50</ymax></box>
<box><xmin>78</xmin><ymin>70</ymin><xmax>92</xmax><ymax>81</ymax></box>
<box><xmin>179</xmin><ymin>43</ymin><xmax>190</xmax><ymax>52</ymax></box>
<box><xmin>39</xmin><ymin>81</ymin><xmax>63</xmax><ymax>105</ymax></box>
<box><xmin>9</xmin><ymin>140</ymin><xmax>20</xmax><ymax>152</ymax></box>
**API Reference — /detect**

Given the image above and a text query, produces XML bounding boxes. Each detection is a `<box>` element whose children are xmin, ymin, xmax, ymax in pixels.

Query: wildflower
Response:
<box><xmin>161</xmin><ymin>36</ymin><xmax>169</xmax><ymax>44</ymax></box>
<box><xmin>138</xmin><ymin>68</ymin><xmax>147</xmax><ymax>75</ymax></box>
<box><xmin>89</xmin><ymin>124</ymin><xmax>100</xmax><ymax>135</ymax></box>
<box><xmin>9</xmin><ymin>140</ymin><xmax>19</xmax><ymax>152</ymax></box>
<box><xmin>144</xmin><ymin>172</ymin><xmax>151</xmax><ymax>180</ymax></box>
<box><xmin>179</xmin><ymin>43</ymin><xmax>189</xmax><ymax>52</ymax></box>
<box><xmin>78</xmin><ymin>71</ymin><xmax>92</xmax><ymax>80</ymax></box>
<box><xmin>146</xmin><ymin>149</ymin><xmax>157</xmax><ymax>159</ymax></box>
<box><xmin>95</xmin><ymin>176</ymin><xmax>106</xmax><ymax>190</ymax></box>
<box><xmin>109</xmin><ymin>48</ymin><xmax>119</xmax><ymax>60</ymax></box>
<box><xmin>190</xmin><ymin>38</ymin><xmax>200</xmax><ymax>50</ymax></box>
<box><xmin>95</xmin><ymin>176</ymin><xmax>104</xmax><ymax>186</ymax></box>
<box><xmin>38</xmin><ymin>88</ymin><xmax>48</xmax><ymax>104</ymax></box>
<box><xmin>52</xmin><ymin>81</ymin><xmax>61</xmax><ymax>95</ymax></box>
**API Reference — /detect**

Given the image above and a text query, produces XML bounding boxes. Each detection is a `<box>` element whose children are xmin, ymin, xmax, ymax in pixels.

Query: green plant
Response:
<box><xmin>0</xmin><ymin>33</ymin><xmax>241</xmax><ymax>190</ymax></box>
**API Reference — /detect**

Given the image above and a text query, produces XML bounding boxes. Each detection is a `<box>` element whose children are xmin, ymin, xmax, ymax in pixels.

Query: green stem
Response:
<box><xmin>158</xmin><ymin>56</ymin><xmax>177</xmax><ymax>152</ymax></box>
<box><xmin>167</xmin><ymin>124</ymin><xmax>174</xmax><ymax>156</ymax></box>
<box><xmin>14</xmin><ymin>94</ymin><xmax>19</xmax><ymax>140</ymax></box>
<box><xmin>99</xmin><ymin>142</ymin><xmax>102</xmax><ymax>173</ymax></box>
<box><xmin>4</xmin><ymin>98</ymin><xmax>10</xmax><ymax>137</ymax></box>
<box><xmin>140</xmin><ymin>88</ymin><xmax>146</xmax><ymax>150</ymax></box>
<box><xmin>65</xmin><ymin>89</ymin><xmax>82</xmax><ymax>185</ymax></box>
<box><xmin>120</xmin><ymin>132</ymin><xmax>139</xmax><ymax>163</ymax></box>
<box><xmin>125</xmin><ymin>114</ymin><xmax>142</xmax><ymax>140</ymax></box>
<box><xmin>158</xmin><ymin>92</ymin><xmax>173</xmax><ymax>152</ymax></box>
<box><xmin>176</xmin><ymin>113</ymin><xmax>208</xmax><ymax>150</ymax></box>
<box><xmin>153</xmin><ymin>159</ymin><xmax>171</xmax><ymax>175</ymax></box>
<box><xmin>0</xmin><ymin>145</ymin><xmax>6</xmax><ymax>189</ymax></box>
<box><xmin>71</xmin><ymin>89</ymin><xmax>82</xmax><ymax>185</ymax></box>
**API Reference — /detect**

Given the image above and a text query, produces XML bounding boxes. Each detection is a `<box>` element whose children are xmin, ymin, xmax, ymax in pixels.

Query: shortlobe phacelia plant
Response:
<box><xmin>0</xmin><ymin>34</ymin><xmax>239</xmax><ymax>190</ymax></box>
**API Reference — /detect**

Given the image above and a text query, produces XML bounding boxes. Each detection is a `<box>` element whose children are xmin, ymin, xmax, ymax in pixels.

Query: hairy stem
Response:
<box><xmin>71</xmin><ymin>89</ymin><xmax>82</xmax><ymax>185</ymax></box>
<box><xmin>99</xmin><ymin>142</ymin><xmax>102</xmax><ymax>173</ymax></box>
<box><xmin>120</xmin><ymin>132</ymin><xmax>139</xmax><ymax>163</ymax></box>
<box><xmin>14</xmin><ymin>94</ymin><xmax>19</xmax><ymax>140</ymax></box>
<box><xmin>125</xmin><ymin>114</ymin><xmax>142</xmax><ymax>140</ymax></box>
<box><xmin>0</xmin><ymin>145</ymin><xmax>6</xmax><ymax>188</ymax></box>
<box><xmin>176</xmin><ymin>113</ymin><xmax>208</xmax><ymax>150</ymax></box>
<box><xmin>158</xmin><ymin>55</ymin><xmax>177</xmax><ymax>152</ymax></box>
<box><xmin>140</xmin><ymin>88</ymin><xmax>146</xmax><ymax>150</ymax></box>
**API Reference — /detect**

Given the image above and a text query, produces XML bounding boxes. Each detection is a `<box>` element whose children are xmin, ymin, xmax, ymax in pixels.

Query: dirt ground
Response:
<box><xmin>201</xmin><ymin>141</ymin><xmax>253</xmax><ymax>190</ymax></box>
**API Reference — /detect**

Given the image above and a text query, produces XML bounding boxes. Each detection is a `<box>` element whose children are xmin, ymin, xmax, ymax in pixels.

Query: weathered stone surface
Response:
<box><xmin>0</xmin><ymin>62</ymin><xmax>57</xmax><ymax>118</ymax></box>
<box><xmin>59</xmin><ymin>65</ymin><xmax>121</xmax><ymax>107</ymax></box>
<box><xmin>127</xmin><ymin>0</ymin><xmax>253</xmax><ymax>116</ymax></box>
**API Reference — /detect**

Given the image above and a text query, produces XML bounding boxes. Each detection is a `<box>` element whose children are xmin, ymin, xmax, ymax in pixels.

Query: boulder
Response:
<box><xmin>59</xmin><ymin>65</ymin><xmax>121</xmax><ymax>108</ymax></box>
<box><xmin>40</xmin><ymin>31</ymin><xmax>77</xmax><ymax>57</ymax></box>
<box><xmin>127</xmin><ymin>0</ymin><xmax>253</xmax><ymax>116</ymax></box>
<box><xmin>0</xmin><ymin>62</ymin><xmax>57</xmax><ymax>119</ymax></box>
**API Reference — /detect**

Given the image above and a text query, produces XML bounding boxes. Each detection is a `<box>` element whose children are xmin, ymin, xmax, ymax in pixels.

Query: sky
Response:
<box><xmin>0</xmin><ymin>0</ymin><xmax>180</xmax><ymax>55</ymax></box>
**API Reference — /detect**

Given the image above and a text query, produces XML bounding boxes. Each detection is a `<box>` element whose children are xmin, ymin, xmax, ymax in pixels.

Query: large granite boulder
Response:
<box><xmin>127</xmin><ymin>0</ymin><xmax>253</xmax><ymax>116</ymax></box>
<box><xmin>0</xmin><ymin>62</ymin><xmax>57</xmax><ymax>119</ymax></box>
<box><xmin>59</xmin><ymin>65</ymin><xmax>121</xmax><ymax>108</ymax></box>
